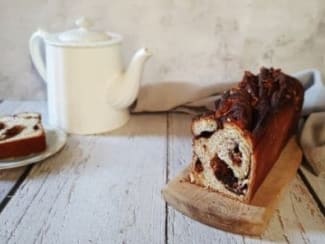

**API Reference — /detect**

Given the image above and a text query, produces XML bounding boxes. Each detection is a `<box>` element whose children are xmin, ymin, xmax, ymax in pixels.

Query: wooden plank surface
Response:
<box><xmin>300</xmin><ymin>164</ymin><xmax>325</xmax><ymax>213</ymax></box>
<box><xmin>0</xmin><ymin>102</ymin><xmax>167</xmax><ymax>243</ymax></box>
<box><xmin>167</xmin><ymin>113</ymin><xmax>325</xmax><ymax>244</ymax></box>
<box><xmin>0</xmin><ymin>101</ymin><xmax>47</xmax><ymax>205</ymax></box>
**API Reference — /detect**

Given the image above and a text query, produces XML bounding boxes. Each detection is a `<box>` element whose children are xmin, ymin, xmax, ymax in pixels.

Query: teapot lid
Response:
<box><xmin>46</xmin><ymin>17</ymin><xmax>122</xmax><ymax>47</ymax></box>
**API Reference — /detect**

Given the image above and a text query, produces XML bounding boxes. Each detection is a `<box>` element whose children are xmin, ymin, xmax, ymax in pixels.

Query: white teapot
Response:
<box><xmin>29</xmin><ymin>17</ymin><xmax>152</xmax><ymax>134</ymax></box>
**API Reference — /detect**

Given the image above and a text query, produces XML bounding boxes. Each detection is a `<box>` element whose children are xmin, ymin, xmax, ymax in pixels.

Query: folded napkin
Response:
<box><xmin>132</xmin><ymin>69</ymin><xmax>325</xmax><ymax>115</ymax></box>
<box><xmin>300</xmin><ymin>112</ymin><xmax>325</xmax><ymax>177</ymax></box>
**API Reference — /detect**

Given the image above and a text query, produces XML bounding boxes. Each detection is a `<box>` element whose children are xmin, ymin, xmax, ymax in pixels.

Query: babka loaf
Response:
<box><xmin>0</xmin><ymin>112</ymin><xmax>46</xmax><ymax>159</ymax></box>
<box><xmin>189</xmin><ymin>68</ymin><xmax>304</xmax><ymax>202</ymax></box>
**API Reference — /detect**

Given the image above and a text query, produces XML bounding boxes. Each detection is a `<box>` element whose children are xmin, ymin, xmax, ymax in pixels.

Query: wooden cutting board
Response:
<box><xmin>162</xmin><ymin>137</ymin><xmax>302</xmax><ymax>236</ymax></box>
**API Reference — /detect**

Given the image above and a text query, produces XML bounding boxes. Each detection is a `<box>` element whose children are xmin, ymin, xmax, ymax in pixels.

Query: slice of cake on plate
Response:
<box><xmin>0</xmin><ymin>112</ymin><xmax>46</xmax><ymax>159</ymax></box>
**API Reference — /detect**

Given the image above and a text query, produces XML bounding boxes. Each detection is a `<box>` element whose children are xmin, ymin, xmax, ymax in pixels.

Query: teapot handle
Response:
<box><xmin>29</xmin><ymin>29</ymin><xmax>47</xmax><ymax>83</ymax></box>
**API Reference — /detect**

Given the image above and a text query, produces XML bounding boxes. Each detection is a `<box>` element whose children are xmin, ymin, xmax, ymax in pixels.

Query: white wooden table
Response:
<box><xmin>0</xmin><ymin>101</ymin><xmax>324</xmax><ymax>244</ymax></box>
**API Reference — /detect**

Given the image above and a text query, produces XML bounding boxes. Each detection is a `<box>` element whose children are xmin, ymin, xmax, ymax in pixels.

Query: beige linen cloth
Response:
<box><xmin>132</xmin><ymin>69</ymin><xmax>325</xmax><ymax>114</ymax></box>
<box><xmin>131</xmin><ymin>69</ymin><xmax>325</xmax><ymax>176</ymax></box>
<box><xmin>300</xmin><ymin>112</ymin><xmax>325</xmax><ymax>177</ymax></box>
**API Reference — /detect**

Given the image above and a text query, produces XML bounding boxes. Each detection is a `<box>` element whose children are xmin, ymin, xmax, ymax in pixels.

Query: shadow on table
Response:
<box><xmin>0</xmin><ymin>112</ymin><xmax>194</xmax><ymax>179</ymax></box>
<box><xmin>99</xmin><ymin>113</ymin><xmax>193</xmax><ymax>139</ymax></box>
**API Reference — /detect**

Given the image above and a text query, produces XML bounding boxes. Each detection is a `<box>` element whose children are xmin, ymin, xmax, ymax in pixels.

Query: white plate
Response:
<box><xmin>0</xmin><ymin>125</ymin><xmax>67</xmax><ymax>169</ymax></box>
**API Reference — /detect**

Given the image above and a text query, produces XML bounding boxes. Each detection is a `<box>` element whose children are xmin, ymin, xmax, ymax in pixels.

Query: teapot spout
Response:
<box><xmin>108</xmin><ymin>48</ymin><xmax>152</xmax><ymax>109</ymax></box>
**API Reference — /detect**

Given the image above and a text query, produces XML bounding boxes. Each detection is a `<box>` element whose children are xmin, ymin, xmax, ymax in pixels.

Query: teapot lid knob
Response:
<box><xmin>49</xmin><ymin>16</ymin><xmax>123</xmax><ymax>47</ymax></box>
<box><xmin>75</xmin><ymin>17</ymin><xmax>93</xmax><ymax>30</ymax></box>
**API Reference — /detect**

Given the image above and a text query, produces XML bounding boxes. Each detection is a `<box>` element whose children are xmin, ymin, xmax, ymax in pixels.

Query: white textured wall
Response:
<box><xmin>1</xmin><ymin>0</ymin><xmax>325</xmax><ymax>99</ymax></box>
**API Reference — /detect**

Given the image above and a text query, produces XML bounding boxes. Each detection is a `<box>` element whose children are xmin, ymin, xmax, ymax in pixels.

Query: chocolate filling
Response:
<box><xmin>0</xmin><ymin>122</ymin><xmax>5</xmax><ymax>130</ymax></box>
<box><xmin>196</xmin><ymin>131</ymin><xmax>214</xmax><ymax>139</ymax></box>
<box><xmin>229</xmin><ymin>144</ymin><xmax>242</xmax><ymax>166</ymax></box>
<box><xmin>194</xmin><ymin>158</ymin><xmax>203</xmax><ymax>173</ymax></box>
<box><xmin>1</xmin><ymin>125</ymin><xmax>26</xmax><ymax>140</ymax></box>
<box><xmin>211</xmin><ymin>155</ymin><xmax>247</xmax><ymax>195</ymax></box>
